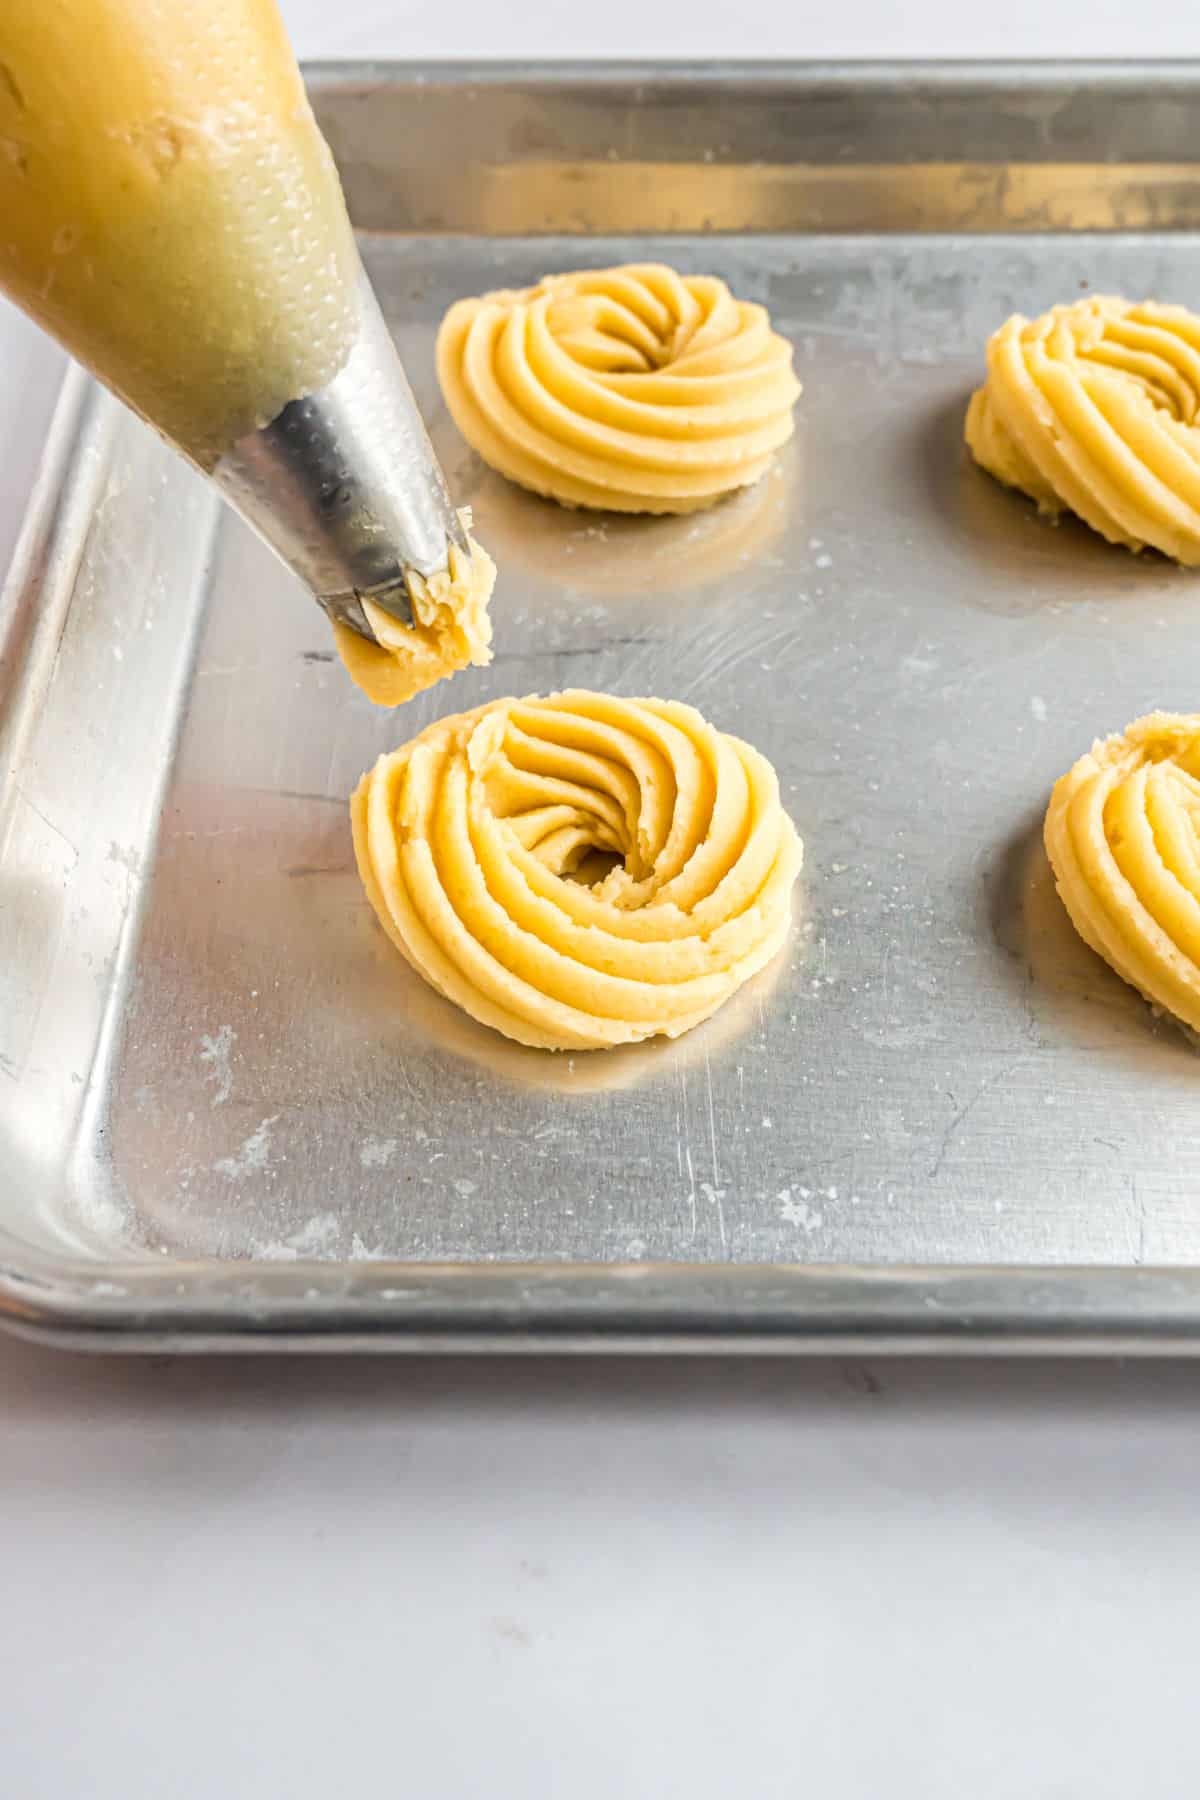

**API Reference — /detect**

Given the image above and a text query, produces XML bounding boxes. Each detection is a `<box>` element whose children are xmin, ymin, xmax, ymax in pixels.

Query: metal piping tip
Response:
<box><xmin>213</xmin><ymin>261</ymin><xmax>468</xmax><ymax>643</ymax></box>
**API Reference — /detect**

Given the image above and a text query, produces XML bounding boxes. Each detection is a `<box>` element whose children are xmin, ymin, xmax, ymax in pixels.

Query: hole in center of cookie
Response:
<box><xmin>566</xmin><ymin>847</ymin><xmax>624</xmax><ymax>888</ymax></box>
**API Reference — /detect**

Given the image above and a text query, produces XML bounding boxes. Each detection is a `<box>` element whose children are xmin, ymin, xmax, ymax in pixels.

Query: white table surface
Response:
<box><xmin>5</xmin><ymin>8</ymin><xmax>1200</xmax><ymax>1794</ymax></box>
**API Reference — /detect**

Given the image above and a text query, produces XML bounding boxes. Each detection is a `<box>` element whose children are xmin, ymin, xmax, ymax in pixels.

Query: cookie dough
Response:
<box><xmin>352</xmin><ymin>690</ymin><xmax>803</xmax><ymax>1050</ymax></box>
<box><xmin>1044</xmin><ymin>713</ymin><xmax>1200</xmax><ymax>1031</ymax></box>
<box><xmin>333</xmin><ymin>523</ymin><xmax>496</xmax><ymax>707</ymax></box>
<box><xmin>966</xmin><ymin>297</ymin><xmax>1200</xmax><ymax>563</ymax></box>
<box><xmin>0</xmin><ymin>0</ymin><xmax>358</xmax><ymax>471</ymax></box>
<box><xmin>436</xmin><ymin>263</ymin><xmax>801</xmax><ymax>514</ymax></box>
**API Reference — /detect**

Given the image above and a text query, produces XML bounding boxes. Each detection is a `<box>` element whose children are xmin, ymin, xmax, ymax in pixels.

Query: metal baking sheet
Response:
<box><xmin>6</xmin><ymin>64</ymin><xmax>1200</xmax><ymax>1351</ymax></box>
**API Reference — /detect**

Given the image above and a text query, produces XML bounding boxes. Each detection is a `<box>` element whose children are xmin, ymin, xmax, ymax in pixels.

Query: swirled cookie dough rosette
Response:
<box><xmin>966</xmin><ymin>297</ymin><xmax>1200</xmax><ymax>562</ymax></box>
<box><xmin>436</xmin><ymin>263</ymin><xmax>801</xmax><ymax>514</ymax></box>
<box><xmin>1045</xmin><ymin>713</ymin><xmax>1200</xmax><ymax>1031</ymax></box>
<box><xmin>352</xmin><ymin>690</ymin><xmax>802</xmax><ymax>1051</ymax></box>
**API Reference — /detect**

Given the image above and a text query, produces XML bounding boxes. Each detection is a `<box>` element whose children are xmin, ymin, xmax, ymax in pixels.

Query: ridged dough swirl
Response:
<box><xmin>1045</xmin><ymin>713</ymin><xmax>1200</xmax><ymax>1032</ymax></box>
<box><xmin>436</xmin><ymin>263</ymin><xmax>801</xmax><ymax>514</ymax></box>
<box><xmin>352</xmin><ymin>690</ymin><xmax>802</xmax><ymax>1051</ymax></box>
<box><xmin>966</xmin><ymin>296</ymin><xmax>1200</xmax><ymax>563</ymax></box>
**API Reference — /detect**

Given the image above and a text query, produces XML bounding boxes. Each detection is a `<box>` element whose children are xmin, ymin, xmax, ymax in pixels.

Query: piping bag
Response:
<box><xmin>0</xmin><ymin>0</ymin><xmax>473</xmax><ymax>647</ymax></box>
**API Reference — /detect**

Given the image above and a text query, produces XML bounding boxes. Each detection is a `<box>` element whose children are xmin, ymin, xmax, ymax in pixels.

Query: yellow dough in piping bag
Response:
<box><xmin>436</xmin><ymin>263</ymin><xmax>801</xmax><ymax>514</ymax></box>
<box><xmin>333</xmin><ymin>520</ymin><xmax>496</xmax><ymax>708</ymax></box>
<box><xmin>1044</xmin><ymin>713</ymin><xmax>1200</xmax><ymax>1032</ymax></box>
<box><xmin>0</xmin><ymin>0</ymin><xmax>359</xmax><ymax>471</ymax></box>
<box><xmin>0</xmin><ymin>2</ymin><xmax>497</xmax><ymax>716</ymax></box>
<box><xmin>352</xmin><ymin>690</ymin><xmax>803</xmax><ymax>1051</ymax></box>
<box><xmin>966</xmin><ymin>296</ymin><xmax>1200</xmax><ymax>563</ymax></box>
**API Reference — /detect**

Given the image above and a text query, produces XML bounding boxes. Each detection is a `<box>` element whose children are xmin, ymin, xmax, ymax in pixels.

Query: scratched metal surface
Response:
<box><xmin>11</xmin><ymin>225</ymin><xmax>1200</xmax><ymax>1271</ymax></box>
<box><xmin>6</xmin><ymin>70</ymin><xmax>1200</xmax><ymax>1346</ymax></box>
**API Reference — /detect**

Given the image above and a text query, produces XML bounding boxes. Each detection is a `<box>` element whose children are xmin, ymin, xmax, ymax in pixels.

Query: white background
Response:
<box><xmin>4</xmin><ymin>6</ymin><xmax>1200</xmax><ymax>1794</ymax></box>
